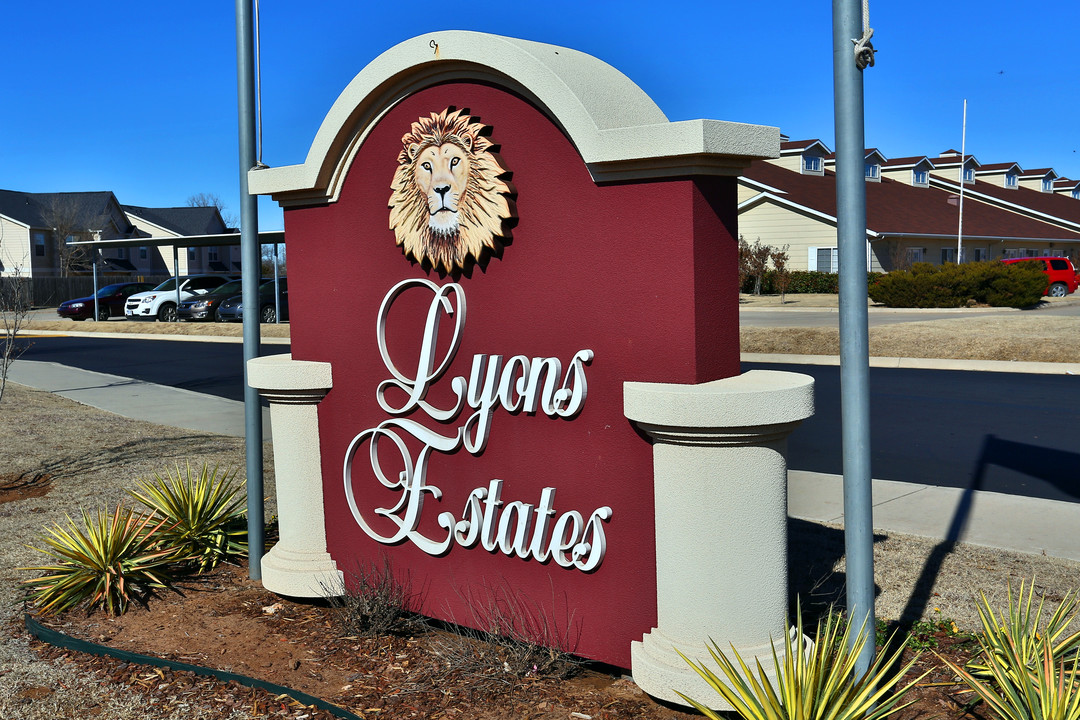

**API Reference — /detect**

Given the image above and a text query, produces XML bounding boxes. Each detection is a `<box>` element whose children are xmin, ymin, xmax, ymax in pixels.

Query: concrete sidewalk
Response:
<box><xmin>8</xmin><ymin>359</ymin><xmax>1078</xmax><ymax>563</ymax></box>
<box><xmin>7</xmin><ymin>359</ymin><xmax>271</xmax><ymax>439</ymax></box>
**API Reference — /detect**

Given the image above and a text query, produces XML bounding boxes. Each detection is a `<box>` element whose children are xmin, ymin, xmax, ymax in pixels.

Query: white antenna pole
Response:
<box><xmin>957</xmin><ymin>99</ymin><xmax>967</xmax><ymax>263</ymax></box>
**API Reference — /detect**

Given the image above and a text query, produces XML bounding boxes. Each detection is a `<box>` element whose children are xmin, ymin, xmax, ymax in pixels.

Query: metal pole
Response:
<box><xmin>958</xmin><ymin>99</ymin><xmax>967</xmax><ymax>263</ymax></box>
<box><xmin>236</xmin><ymin>0</ymin><xmax>264</xmax><ymax>580</ymax></box>
<box><xmin>833</xmin><ymin>0</ymin><xmax>876</xmax><ymax>674</ymax></box>
<box><xmin>273</xmin><ymin>243</ymin><xmax>280</xmax><ymax>323</ymax></box>
<box><xmin>92</xmin><ymin>253</ymin><xmax>100</xmax><ymax>321</ymax></box>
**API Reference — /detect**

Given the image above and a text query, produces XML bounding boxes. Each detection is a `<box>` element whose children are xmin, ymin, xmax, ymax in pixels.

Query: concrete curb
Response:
<box><xmin>21</xmin><ymin>329</ymin><xmax>291</xmax><ymax>345</ymax></box>
<box><xmin>743</xmin><ymin>352</ymin><xmax>1080</xmax><ymax>375</ymax></box>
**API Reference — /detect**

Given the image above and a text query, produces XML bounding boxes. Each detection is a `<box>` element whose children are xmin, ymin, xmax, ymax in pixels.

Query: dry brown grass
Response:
<box><xmin>0</xmin><ymin>383</ymin><xmax>275</xmax><ymax>720</ymax></box>
<box><xmin>24</xmin><ymin>318</ymin><xmax>290</xmax><ymax>339</ymax></box>
<box><xmin>742</xmin><ymin>315</ymin><xmax>1080</xmax><ymax>363</ymax></box>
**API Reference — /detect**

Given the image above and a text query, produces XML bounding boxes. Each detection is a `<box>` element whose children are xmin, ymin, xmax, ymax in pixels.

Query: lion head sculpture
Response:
<box><xmin>388</xmin><ymin>108</ymin><xmax>514</xmax><ymax>273</ymax></box>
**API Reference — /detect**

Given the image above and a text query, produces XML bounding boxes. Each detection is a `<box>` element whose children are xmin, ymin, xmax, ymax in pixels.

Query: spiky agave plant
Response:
<box><xmin>966</xmin><ymin>578</ymin><xmax>1080</xmax><ymax>683</ymax></box>
<box><xmin>943</xmin><ymin>629</ymin><xmax>1080</xmax><ymax>720</ymax></box>
<box><xmin>676</xmin><ymin>603</ymin><xmax>926</xmax><ymax>720</ymax></box>
<box><xmin>130</xmin><ymin>463</ymin><xmax>246</xmax><ymax>573</ymax></box>
<box><xmin>22</xmin><ymin>506</ymin><xmax>177</xmax><ymax>616</ymax></box>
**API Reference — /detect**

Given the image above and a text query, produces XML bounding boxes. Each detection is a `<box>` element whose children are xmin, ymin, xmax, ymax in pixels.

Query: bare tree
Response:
<box><xmin>771</xmin><ymin>244</ymin><xmax>792</xmax><ymax>304</ymax></box>
<box><xmin>38</xmin><ymin>195</ymin><xmax>110</xmax><ymax>277</ymax></box>
<box><xmin>739</xmin><ymin>236</ymin><xmax>773</xmax><ymax>296</ymax></box>
<box><xmin>0</xmin><ymin>262</ymin><xmax>32</xmax><ymax>403</ymax></box>
<box><xmin>187</xmin><ymin>192</ymin><xmax>238</xmax><ymax>228</ymax></box>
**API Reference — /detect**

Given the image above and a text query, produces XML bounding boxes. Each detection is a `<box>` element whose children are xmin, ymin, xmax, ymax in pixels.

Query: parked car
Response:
<box><xmin>1001</xmin><ymin>257</ymin><xmax>1079</xmax><ymax>297</ymax></box>
<box><xmin>216</xmin><ymin>278</ymin><xmax>288</xmax><ymax>323</ymax></box>
<box><xmin>56</xmin><ymin>282</ymin><xmax>156</xmax><ymax>321</ymax></box>
<box><xmin>124</xmin><ymin>275</ymin><xmax>235</xmax><ymax>322</ymax></box>
<box><xmin>176</xmin><ymin>278</ymin><xmax>255</xmax><ymax>322</ymax></box>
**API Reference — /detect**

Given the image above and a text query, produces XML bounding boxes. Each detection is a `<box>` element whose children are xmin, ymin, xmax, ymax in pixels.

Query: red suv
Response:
<box><xmin>1001</xmin><ymin>257</ymin><xmax>1079</xmax><ymax>297</ymax></box>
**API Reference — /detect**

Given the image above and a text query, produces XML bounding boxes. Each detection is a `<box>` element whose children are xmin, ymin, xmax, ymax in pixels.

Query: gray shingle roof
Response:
<box><xmin>122</xmin><ymin>205</ymin><xmax>232</xmax><ymax>236</ymax></box>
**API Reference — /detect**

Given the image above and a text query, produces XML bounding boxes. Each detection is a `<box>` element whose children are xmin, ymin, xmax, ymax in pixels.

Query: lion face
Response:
<box><xmin>410</xmin><ymin>141</ymin><xmax>471</xmax><ymax>237</ymax></box>
<box><xmin>389</xmin><ymin>108</ymin><xmax>513</xmax><ymax>273</ymax></box>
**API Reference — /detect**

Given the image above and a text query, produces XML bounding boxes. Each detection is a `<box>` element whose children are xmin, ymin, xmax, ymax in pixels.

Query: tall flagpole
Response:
<box><xmin>957</xmin><ymin>99</ymin><xmax>967</xmax><ymax>263</ymax></box>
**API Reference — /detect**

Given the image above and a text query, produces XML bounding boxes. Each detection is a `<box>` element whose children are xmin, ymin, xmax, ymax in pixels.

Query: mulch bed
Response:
<box><xmin>13</xmin><ymin>560</ymin><xmax>991</xmax><ymax>720</ymax></box>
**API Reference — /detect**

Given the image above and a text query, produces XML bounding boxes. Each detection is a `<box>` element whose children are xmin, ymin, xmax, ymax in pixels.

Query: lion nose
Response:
<box><xmin>434</xmin><ymin>185</ymin><xmax>451</xmax><ymax>202</ymax></box>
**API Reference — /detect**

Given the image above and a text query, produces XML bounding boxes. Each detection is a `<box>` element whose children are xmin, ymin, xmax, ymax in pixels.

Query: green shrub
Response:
<box><xmin>869</xmin><ymin>261</ymin><xmax>1045</xmax><ymax>308</ymax></box>
<box><xmin>130</xmin><ymin>463</ymin><xmax>247</xmax><ymax>573</ymax></box>
<box><xmin>21</xmin><ymin>506</ymin><xmax>177</xmax><ymax>615</ymax></box>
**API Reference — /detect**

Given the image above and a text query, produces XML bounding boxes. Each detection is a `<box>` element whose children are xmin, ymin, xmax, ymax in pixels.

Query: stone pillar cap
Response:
<box><xmin>248</xmin><ymin>354</ymin><xmax>333</xmax><ymax>393</ymax></box>
<box><xmin>624</xmin><ymin>370</ymin><xmax>814</xmax><ymax>428</ymax></box>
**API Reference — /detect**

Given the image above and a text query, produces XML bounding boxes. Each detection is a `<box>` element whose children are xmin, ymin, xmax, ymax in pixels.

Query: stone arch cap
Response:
<box><xmin>249</xmin><ymin>30</ymin><xmax>780</xmax><ymax>206</ymax></box>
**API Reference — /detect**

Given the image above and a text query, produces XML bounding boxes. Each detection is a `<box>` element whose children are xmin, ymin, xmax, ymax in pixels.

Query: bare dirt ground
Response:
<box><xmin>4</xmin><ymin>302</ymin><xmax>1080</xmax><ymax>718</ymax></box>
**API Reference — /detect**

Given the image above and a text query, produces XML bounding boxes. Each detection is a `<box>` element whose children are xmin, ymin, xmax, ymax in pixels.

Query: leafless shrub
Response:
<box><xmin>427</xmin><ymin>580</ymin><xmax>583</xmax><ymax>696</ymax></box>
<box><xmin>321</xmin><ymin>555</ymin><xmax>426</xmax><ymax>637</ymax></box>
<box><xmin>740</xmin><ymin>236</ymin><xmax>778</xmax><ymax>295</ymax></box>
<box><xmin>0</xmin><ymin>266</ymin><xmax>32</xmax><ymax>403</ymax></box>
<box><xmin>772</xmin><ymin>244</ymin><xmax>792</xmax><ymax>303</ymax></box>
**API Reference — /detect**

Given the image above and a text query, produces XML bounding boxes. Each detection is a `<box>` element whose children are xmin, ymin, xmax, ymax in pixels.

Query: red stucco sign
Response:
<box><xmin>250</xmin><ymin>32</ymin><xmax>778</xmax><ymax>669</ymax></box>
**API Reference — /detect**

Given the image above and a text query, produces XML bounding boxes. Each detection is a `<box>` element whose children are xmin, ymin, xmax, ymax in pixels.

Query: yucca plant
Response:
<box><xmin>21</xmin><ymin>506</ymin><xmax>177</xmax><ymax>616</ymax></box>
<box><xmin>130</xmin><ymin>463</ymin><xmax>247</xmax><ymax>573</ymax></box>
<box><xmin>966</xmin><ymin>579</ymin><xmax>1080</xmax><ymax>683</ymax></box>
<box><xmin>943</xmin><ymin>629</ymin><xmax>1080</xmax><ymax>720</ymax></box>
<box><xmin>676</xmin><ymin>604</ymin><xmax>926</xmax><ymax>720</ymax></box>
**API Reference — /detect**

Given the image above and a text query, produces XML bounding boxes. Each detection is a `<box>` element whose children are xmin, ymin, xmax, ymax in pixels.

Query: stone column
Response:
<box><xmin>624</xmin><ymin>369</ymin><xmax>814</xmax><ymax>708</ymax></box>
<box><xmin>247</xmin><ymin>354</ymin><xmax>342</xmax><ymax>597</ymax></box>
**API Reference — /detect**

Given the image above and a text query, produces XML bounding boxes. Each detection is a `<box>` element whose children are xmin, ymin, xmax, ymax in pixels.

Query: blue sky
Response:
<box><xmin>4</xmin><ymin>1</ymin><xmax>1078</xmax><ymax>231</ymax></box>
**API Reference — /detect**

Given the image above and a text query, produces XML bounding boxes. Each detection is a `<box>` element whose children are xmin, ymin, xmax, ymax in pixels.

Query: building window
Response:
<box><xmin>187</xmin><ymin>247</ymin><xmax>197</xmax><ymax>260</ymax></box>
<box><xmin>972</xmin><ymin>247</ymin><xmax>987</xmax><ymax>262</ymax></box>
<box><xmin>1027</xmin><ymin>249</ymin><xmax>1041</xmax><ymax>257</ymax></box>
<box><xmin>1003</xmin><ymin>248</ymin><xmax>1024</xmax><ymax>259</ymax></box>
<box><xmin>963</xmin><ymin>167</ymin><xmax>975</xmax><ymax>183</ymax></box>
<box><xmin>139</xmin><ymin>246</ymin><xmax>148</xmax><ymax>260</ymax></box>
<box><xmin>1005</xmin><ymin>173</ymin><xmax>1018</xmax><ymax>188</ymax></box>
<box><xmin>33</xmin><ymin>231</ymin><xmax>47</xmax><ymax>257</ymax></box>
<box><xmin>803</xmin><ymin>155</ymin><xmax>822</xmax><ymax>174</ymax></box>
<box><xmin>865</xmin><ymin>162</ymin><xmax>880</xmax><ymax>181</ymax></box>
<box><xmin>906</xmin><ymin>247</ymin><xmax>924</xmax><ymax>264</ymax></box>
<box><xmin>117</xmin><ymin>247</ymin><xmax>128</xmax><ymax>260</ymax></box>
<box><xmin>941</xmin><ymin>248</ymin><xmax>962</xmax><ymax>264</ymax></box>
<box><xmin>1073</xmin><ymin>189</ymin><xmax>1079</xmax><ymax>200</ymax></box>
<box><xmin>1042</xmin><ymin>178</ymin><xmax>1053</xmax><ymax>192</ymax></box>
<box><xmin>208</xmin><ymin>247</ymin><xmax>219</xmax><ymax>262</ymax></box>
<box><xmin>815</xmin><ymin>247</ymin><xmax>839</xmax><ymax>273</ymax></box>
<box><xmin>912</xmin><ymin>169</ymin><xmax>929</xmax><ymax>186</ymax></box>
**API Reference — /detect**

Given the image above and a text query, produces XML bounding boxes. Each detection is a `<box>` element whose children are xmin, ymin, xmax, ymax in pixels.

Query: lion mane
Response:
<box><xmin>388</xmin><ymin>107</ymin><xmax>514</xmax><ymax>273</ymax></box>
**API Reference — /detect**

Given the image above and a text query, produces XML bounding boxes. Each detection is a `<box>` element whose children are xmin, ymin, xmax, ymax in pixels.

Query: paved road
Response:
<box><xmin>14</xmin><ymin>335</ymin><xmax>1080</xmax><ymax>504</ymax></box>
<box><xmin>744</xmin><ymin>361</ymin><xmax>1080</xmax><ymax>504</ymax></box>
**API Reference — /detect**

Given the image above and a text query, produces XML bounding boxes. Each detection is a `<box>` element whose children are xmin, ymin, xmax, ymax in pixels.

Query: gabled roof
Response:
<box><xmin>740</xmin><ymin>161</ymin><xmax>1080</xmax><ymax>241</ymax></box>
<box><xmin>931</xmin><ymin>154</ymin><xmax>980</xmax><ymax>169</ymax></box>
<box><xmin>122</xmin><ymin>205</ymin><xmax>233</xmax><ymax>237</ymax></box>
<box><xmin>0</xmin><ymin>189</ymin><xmax>125</xmax><ymax>229</ymax></box>
<box><xmin>780</xmin><ymin>139</ymin><xmax>831</xmax><ymax>155</ymax></box>
<box><xmin>881</xmin><ymin>155</ymin><xmax>934</xmax><ymax>169</ymax></box>
<box><xmin>930</xmin><ymin>174</ymin><xmax>1080</xmax><ymax>227</ymax></box>
<box><xmin>976</xmin><ymin>162</ymin><xmax>1023</xmax><ymax>174</ymax></box>
<box><xmin>1019</xmin><ymin>168</ymin><xmax>1058</xmax><ymax>179</ymax></box>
